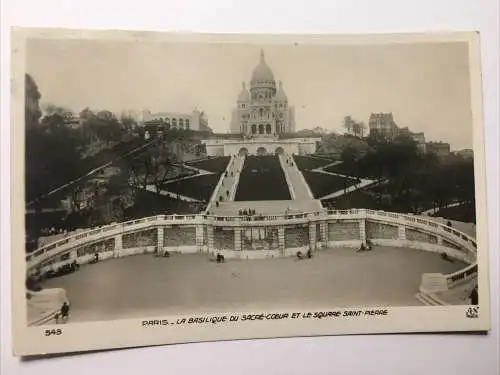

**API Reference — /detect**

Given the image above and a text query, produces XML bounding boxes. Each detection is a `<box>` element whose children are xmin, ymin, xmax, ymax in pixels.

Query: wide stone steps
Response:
<box><xmin>415</xmin><ymin>292</ymin><xmax>447</xmax><ymax>306</ymax></box>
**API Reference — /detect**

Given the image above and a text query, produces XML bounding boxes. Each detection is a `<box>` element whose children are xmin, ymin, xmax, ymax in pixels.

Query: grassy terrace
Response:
<box><xmin>302</xmin><ymin>171</ymin><xmax>358</xmax><ymax>199</ymax></box>
<box><xmin>323</xmin><ymin>160</ymin><xmax>376</xmax><ymax>179</ymax></box>
<box><xmin>235</xmin><ymin>155</ymin><xmax>291</xmax><ymax>201</ymax></box>
<box><xmin>292</xmin><ymin>155</ymin><xmax>334</xmax><ymax>171</ymax></box>
<box><xmin>160</xmin><ymin>173</ymin><xmax>221</xmax><ymax>202</ymax></box>
<box><xmin>185</xmin><ymin>156</ymin><xmax>231</xmax><ymax>173</ymax></box>
<box><xmin>124</xmin><ymin>191</ymin><xmax>204</xmax><ymax>219</ymax></box>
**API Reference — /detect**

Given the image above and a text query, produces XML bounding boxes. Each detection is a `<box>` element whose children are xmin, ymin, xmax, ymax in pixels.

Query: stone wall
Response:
<box><xmin>406</xmin><ymin>228</ymin><xmax>438</xmax><ymax>244</ymax></box>
<box><xmin>164</xmin><ymin>227</ymin><xmax>196</xmax><ymax>246</ymax></box>
<box><xmin>366</xmin><ymin>221</ymin><xmax>398</xmax><ymax>240</ymax></box>
<box><xmin>213</xmin><ymin>228</ymin><xmax>235</xmax><ymax>250</ymax></box>
<box><xmin>285</xmin><ymin>226</ymin><xmax>309</xmax><ymax>248</ymax></box>
<box><xmin>241</xmin><ymin>227</ymin><xmax>279</xmax><ymax>250</ymax></box>
<box><xmin>122</xmin><ymin>229</ymin><xmax>157</xmax><ymax>249</ymax></box>
<box><xmin>328</xmin><ymin>221</ymin><xmax>360</xmax><ymax>241</ymax></box>
<box><xmin>76</xmin><ymin>238</ymin><xmax>115</xmax><ymax>257</ymax></box>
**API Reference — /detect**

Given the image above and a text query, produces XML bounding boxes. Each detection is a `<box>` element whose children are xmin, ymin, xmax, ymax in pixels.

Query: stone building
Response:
<box><xmin>140</xmin><ymin>109</ymin><xmax>207</xmax><ymax>131</ymax></box>
<box><xmin>368</xmin><ymin>112</ymin><xmax>399</xmax><ymax>140</ymax></box>
<box><xmin>229</xmin><ymin>50</ymin><xmax>296</xmax><ymax>136</ymax></box>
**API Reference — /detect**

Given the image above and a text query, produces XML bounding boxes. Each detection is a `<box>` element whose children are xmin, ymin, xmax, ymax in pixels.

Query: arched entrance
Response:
<box><xmin>238</xmin><ymin>147</ymin><xmax>249</xmax><ymax>157</ymax></box>
<box><xmin>256</xmin><ymin>147</ymin><xmax>267</xmax><ymax>156</ymax></box>
<box><xmin>275</xmin><ymin>147</ymin><xmax>285</xmax><ymax>155</ymax></box>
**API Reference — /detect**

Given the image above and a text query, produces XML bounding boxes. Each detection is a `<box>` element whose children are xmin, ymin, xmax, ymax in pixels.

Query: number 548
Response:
<box><xmin>44</xmin><ymin>328</ymin><xmax>62</xmax><ymax>336</ymax></box>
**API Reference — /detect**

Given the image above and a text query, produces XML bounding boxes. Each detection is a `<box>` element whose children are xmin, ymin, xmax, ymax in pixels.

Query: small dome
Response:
<box><xmin>238</xmin><ymin>82</ymin><xmax>250</xmax><ymax>102</ymax></box>
<box><xmin>274</xmin><ymin>80</ymin><xmax>287</xmax><ymax>101</ymax></box>
<box><xmin>251</xmin><ymin>49</ymin><xmax>275</xmax><ymax>83</ymax></box>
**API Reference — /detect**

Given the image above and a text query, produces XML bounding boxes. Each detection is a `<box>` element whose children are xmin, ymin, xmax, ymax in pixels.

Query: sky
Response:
<box><xmin>26</xmin><ymin>37</ymin><xmax>473</xmax><ymax>150</ymax></box>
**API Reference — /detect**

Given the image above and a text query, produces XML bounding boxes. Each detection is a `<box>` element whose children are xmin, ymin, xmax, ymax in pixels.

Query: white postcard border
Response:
<box><xmin>10</xmin><ymin>28</ymin><xmax>491</xmax><ymax>356</ymax></box>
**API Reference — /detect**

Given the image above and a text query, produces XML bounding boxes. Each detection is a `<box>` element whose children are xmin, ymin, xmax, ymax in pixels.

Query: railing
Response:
<box><xmin>27</xmin><ymin>209</ymin><xmax>478</xmax><ymax>288</ymax></box>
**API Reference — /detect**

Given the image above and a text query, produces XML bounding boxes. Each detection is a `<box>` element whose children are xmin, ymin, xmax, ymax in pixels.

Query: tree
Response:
<box><xmin>120</xmin><ymin>112</ymin><xmax>137</xmax><ymax>133</ymax></box>
<box><xmin>25</xmin><ymin>74</ymin><xmax>42</xmax><ymax>128</ymax></box>
<box><xmin>340</xmin><ymin>146</ymin><xmax>359</xmax><ymax>164</ymax></box>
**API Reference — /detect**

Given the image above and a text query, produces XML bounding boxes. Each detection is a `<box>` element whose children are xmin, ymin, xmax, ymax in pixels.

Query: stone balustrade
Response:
<box><xmin>26</xmin><ymin>209</ymin><xmax>478</xmax><ymax>306</ymax></box>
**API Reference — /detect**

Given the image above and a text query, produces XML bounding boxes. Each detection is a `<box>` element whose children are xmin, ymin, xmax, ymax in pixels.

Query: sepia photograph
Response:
<box><xmin>11</xmin><ymin>29</ymin><xmax>490</xmax><ymax>356</ymax></box>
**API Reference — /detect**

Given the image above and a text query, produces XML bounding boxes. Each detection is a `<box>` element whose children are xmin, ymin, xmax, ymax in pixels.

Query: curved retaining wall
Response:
<box><xmin>27</xmin><ymin>209</ymin><xmax>478</xmax><ymax>309</ymax></box>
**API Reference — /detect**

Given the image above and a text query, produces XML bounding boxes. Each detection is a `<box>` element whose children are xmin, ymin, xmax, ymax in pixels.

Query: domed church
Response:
<box><xmin>230</xmin><ymin>50</ymin><xmax>296</xmax><ymax>136</ymax></box>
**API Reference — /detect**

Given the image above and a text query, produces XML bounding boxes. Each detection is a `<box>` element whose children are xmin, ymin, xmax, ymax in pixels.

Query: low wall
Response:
<box><xmin>26</xmin><ymin>209</ymin><xmax>478</xmax><ymax>307</ymax></box>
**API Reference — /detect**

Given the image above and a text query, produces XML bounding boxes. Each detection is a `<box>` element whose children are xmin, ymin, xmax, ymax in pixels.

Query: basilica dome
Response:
<box><xmin>251</xmin><ymin>49</ymin><xmax>275</xmax><ymax>83</ymax></box>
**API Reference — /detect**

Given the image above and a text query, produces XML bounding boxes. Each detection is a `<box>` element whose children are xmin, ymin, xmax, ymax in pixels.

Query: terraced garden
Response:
<box><xmin>185</xmin><ymin>156</ymin><xmax>231</xmax><ymax>173</ymax></box>
<box><xmin>160</xmin><ymin>173</ymin><xmax>222</xmax><ymax>201</ymax></box>
<box><xmin>292</xmin><ymin>155</ymin><xmax>334</xmax><ymax>171</ymax></box>
<box><xmin>301</xmin><ymin>171</ymin><xmax>358</xmax><ymax>199</ymax></box>
<box><xmin>235</xmin><ymin>155</ymin><xmax>291</xmax><ymax>201</ymax></box>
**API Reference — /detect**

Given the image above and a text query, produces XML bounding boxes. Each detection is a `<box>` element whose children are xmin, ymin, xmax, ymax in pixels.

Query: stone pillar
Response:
<box><xmin>196</xmin><ymin>224</ymin><xmax>205</xmax><ymax>251</ymax></box>
<box><xmin>234</xmin><ymin>228</ymin><xmax>242</xmax><ymax>251</ymax></box>
<box><xmin>157</xmin><ymin>226</ymin><xmax>164</xmax><ymax>254</ymax></box>
<box><xmin>398</xmin><ymin>225</ymin><xmax>406</xmax><ymax>241</ymax></box>
<box><xmin>309</xmin><ymin>222</ymin><xmax>316</xmax><ymax>251</ymax></box>
<box><xmin>359</xmin><ymin>219</ymin><xmax>366</xmax><ymax>244</ymax></box>
<box><xmin>114</xmin><ymin>233</ymin><xmax>123</xmax><ymax>258</ymax></box>
<box><xmin>278</xmin><ymin>226</ymin><xmax>285</xmax><ymax>254</ymax></box>
<box><xmin>319</xmin><ymin>221</ymin><xmax>328</xmax><ymax>249</ymax></box>
<box><xmin>207</xmin><ymin>225</ymin><xmax>215</xmax><ymax>253</ymax></box>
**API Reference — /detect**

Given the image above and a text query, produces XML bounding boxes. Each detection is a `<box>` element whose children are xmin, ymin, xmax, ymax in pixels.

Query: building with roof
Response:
<box><xmin>140</xmin><ymin>109</ymin><xmax>206</xmax><ymax>131</ymax></box>
<box><xmin>229</xmin><ymin>50</ymin><xmax>295</xmax><ymax>136</ymax></box>
<box><xmin>368</xmin><ymin>112</ymin><xmax>399</xmax><ymax>140</ymax></box>
<box><xmin>426</xmin><ymin>141</ymin><xmax>451</xmax><ymax>158</ymax></box>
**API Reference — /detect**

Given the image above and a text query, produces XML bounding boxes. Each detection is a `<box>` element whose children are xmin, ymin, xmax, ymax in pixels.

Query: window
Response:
<box><xmin>242</xmin><ymin>104</ymin><xmax>246</xmax><ymax>108</ymax></box>
<box><xmin>252</xmin><ymin>124</ymin><xmax>257</xmax><ymax>134</ymax></box>
<box><xmin>172</xmin><ymin>118</ymin><xmax>177</xmax><ymax>128</ymax></box>
<box><xmin>179</xmin><ymin>118</ymin><xmax>184</xmax><ymax>129</ymax></box>
<box><xmin>185</xmin><ymin>119</ymin><xmax>190</xmax><ymax>129</ymax></box>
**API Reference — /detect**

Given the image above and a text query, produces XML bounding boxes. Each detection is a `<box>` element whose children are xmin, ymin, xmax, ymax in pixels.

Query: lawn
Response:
<box><xmin>302</xmin><ymin>171</ymin><xmax>357</xmax><ymax>199</ymax></box>
<box><xmin>185</xmin><ymin>156</ymin><xmax>231</xmax><ymax>173</ymax></box>
<box><xmin>292</xmin><ymin>155</ymin><xmax>334</xmax><ymax>171</ymax></box>
<box><xmin>235</xmin><ymin>155</ymin><xmax>291</xmax><ymax>201</ymax></box>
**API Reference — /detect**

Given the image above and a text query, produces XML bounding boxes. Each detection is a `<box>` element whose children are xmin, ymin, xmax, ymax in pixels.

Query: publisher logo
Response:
<box><xmin>465</xmin><ymin>306</ymin><xmax>479</xmax><ymax>319</ymax></box>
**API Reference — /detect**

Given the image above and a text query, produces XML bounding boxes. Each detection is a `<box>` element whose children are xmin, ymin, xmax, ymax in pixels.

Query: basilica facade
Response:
<box><xmin>229</xmin><ymin>50</ymin><xmax>295</xmax><ymax>136</ymax></box>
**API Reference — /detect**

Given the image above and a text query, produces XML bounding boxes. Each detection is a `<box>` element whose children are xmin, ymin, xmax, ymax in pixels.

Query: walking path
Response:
<box><xmin>279</xmin><ymin>154</ymin><xmax>314</xmax><ymax>200</ymax></box>
<box><xmin>311</xmin><ymin>160</ymin><xmax>342</xmax><ymax>171</ymax></box>
<box><xmin>421</xmin><ymin>202</ymin><xmax>463</xmax><ymax>216</ymax></box>
<box><xmin>205</xmin><ymin>156</ymin><xmax>244</xmax><ymax>213</ymax></box>
<box><xmin>308</xmin><ymin>160</ymin><xmax>376</xmax><ymax>200</ymax></box>
<box><xmin>145</xmin><ymin>185</ymin><xmax>200</xmax><ymax>202</ymax></box>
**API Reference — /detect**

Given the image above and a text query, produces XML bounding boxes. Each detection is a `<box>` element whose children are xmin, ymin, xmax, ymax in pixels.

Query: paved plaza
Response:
<box><xmin>41</xmin><ymin>246</ymin><xmax>467</xmax><ymax>323</ymax></box>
